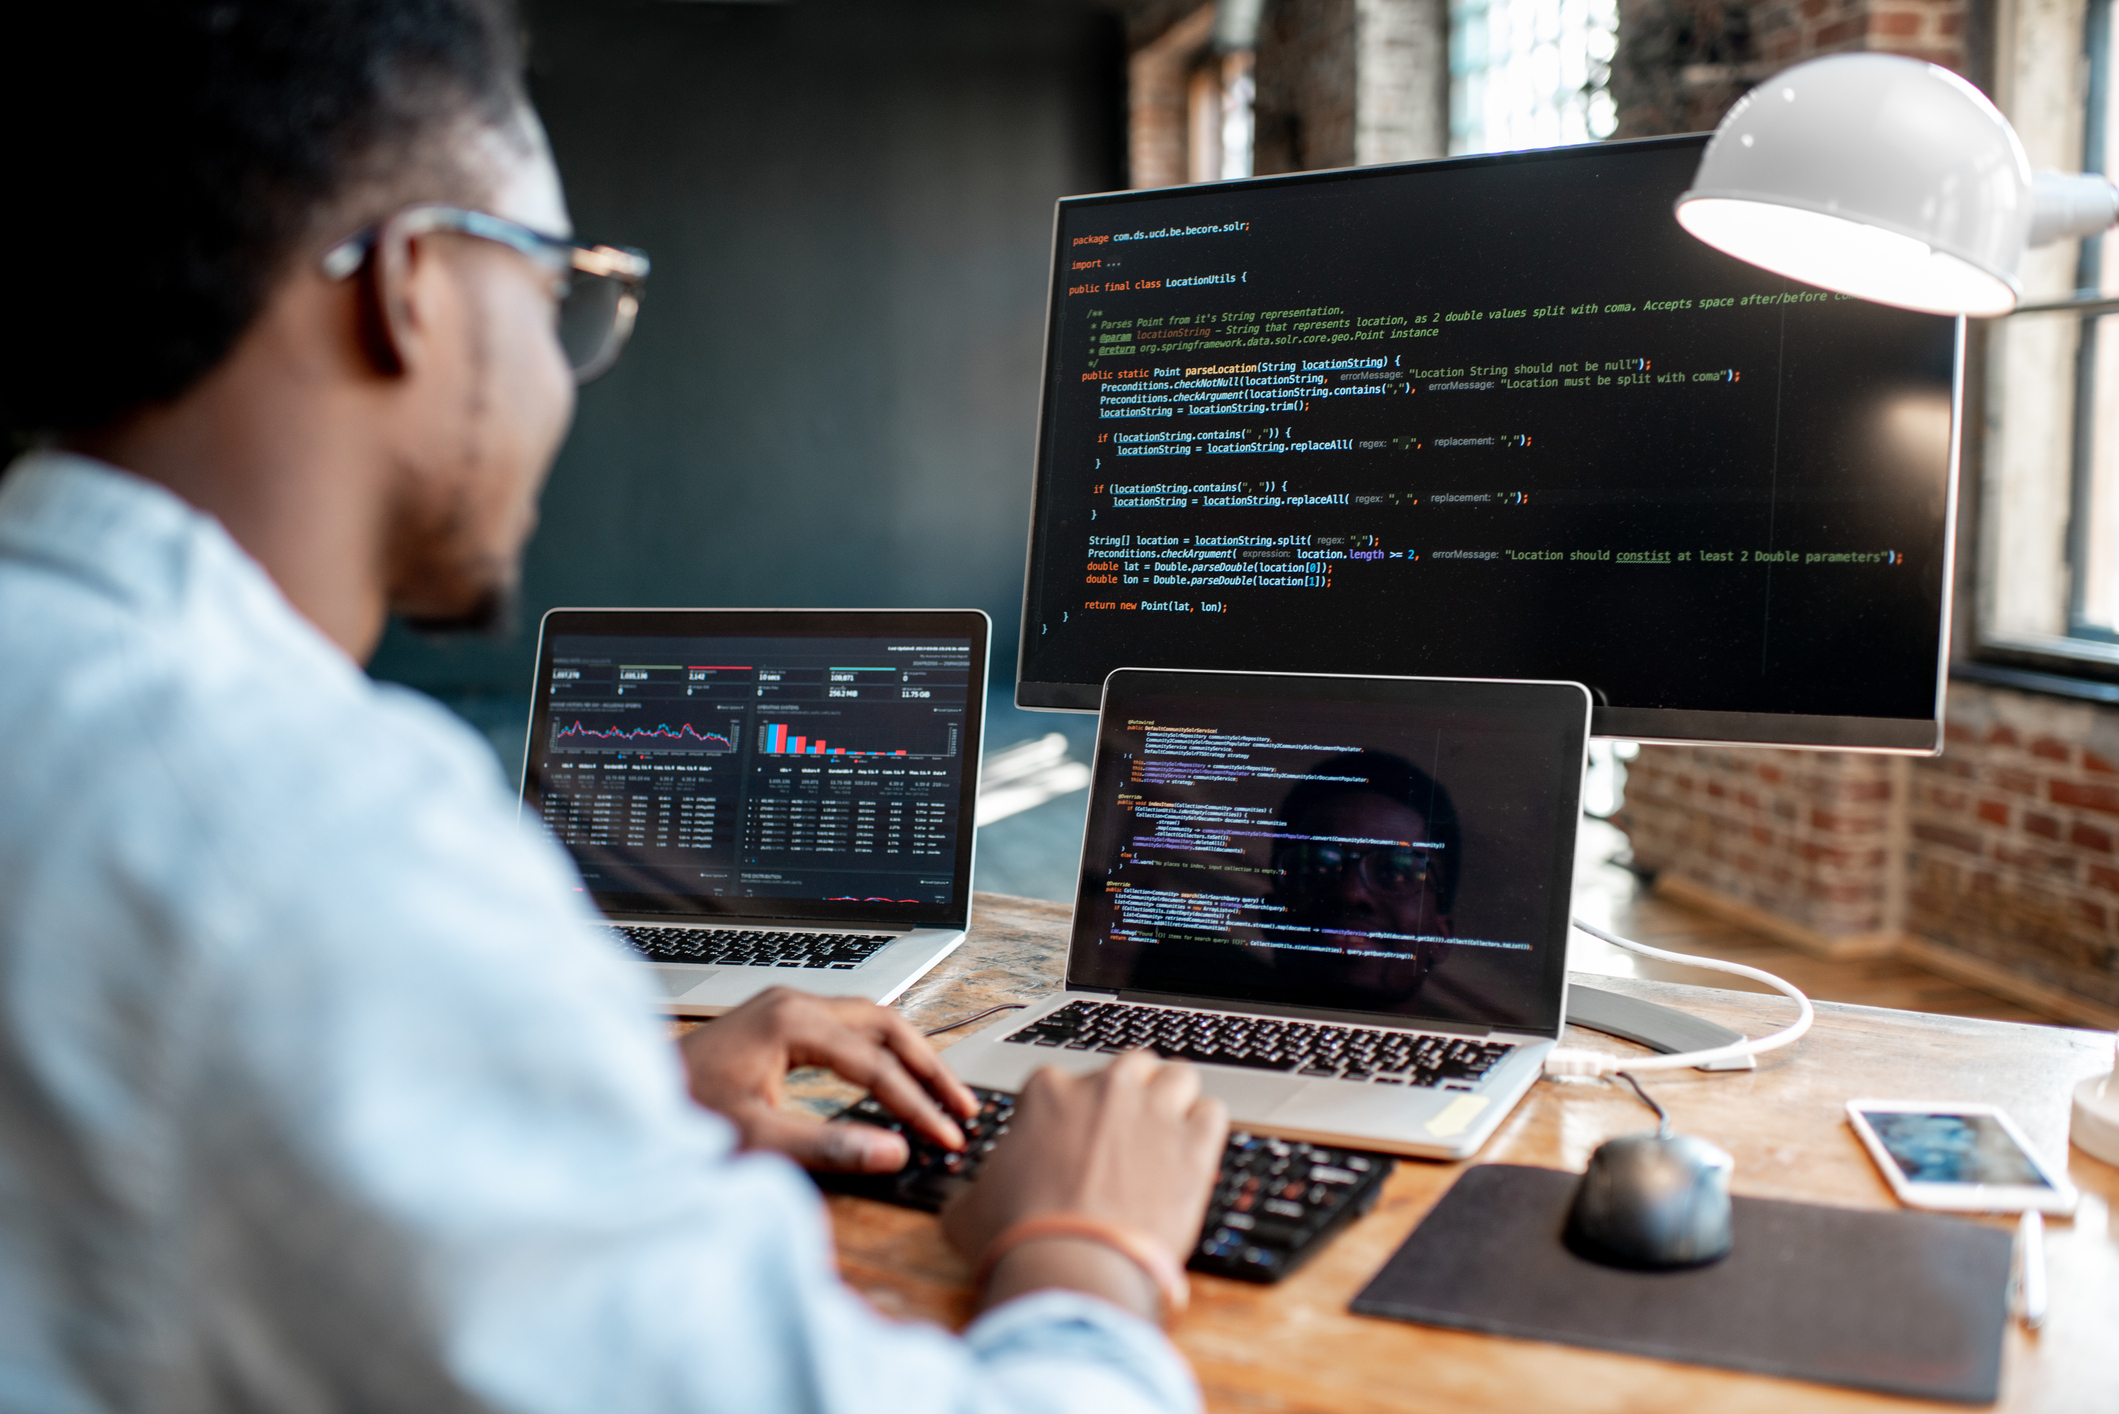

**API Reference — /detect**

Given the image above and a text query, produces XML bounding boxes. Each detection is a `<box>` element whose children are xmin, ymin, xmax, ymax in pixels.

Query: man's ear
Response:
<box><xmin>354</xmin><ymin>214</ymin><xmax>427</xmax><ymax>379</ymax></box>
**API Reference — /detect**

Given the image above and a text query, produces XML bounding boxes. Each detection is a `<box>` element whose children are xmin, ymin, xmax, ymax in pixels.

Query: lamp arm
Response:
<box><xmin>2029</xmin><ymin>170</ymin><xmax>2119</xmax><ymax>247</ymax></box>
<box><xmin>2010</xmin><ymin>291</ymin><xmax>2119</xmax><ymax>317</ymax></box>
<box><xmin>2007</xmin><ymin>172</ymin><xmax>2119</xmax><ymax>316</ymax></box>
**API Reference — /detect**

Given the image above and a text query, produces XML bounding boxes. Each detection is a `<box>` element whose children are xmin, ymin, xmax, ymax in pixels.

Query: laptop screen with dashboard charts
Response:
<box><xmin>524</xmin><ymin>609</ymin><xmax>987</xmax><ymax>927</ymax></box>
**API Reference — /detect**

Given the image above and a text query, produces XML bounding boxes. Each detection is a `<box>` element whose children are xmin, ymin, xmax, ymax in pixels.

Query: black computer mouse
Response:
<box><xmin>1563</xmin><ymin>1133</ymin><xmax>1735</xmax><ymax>1270</ymax></box>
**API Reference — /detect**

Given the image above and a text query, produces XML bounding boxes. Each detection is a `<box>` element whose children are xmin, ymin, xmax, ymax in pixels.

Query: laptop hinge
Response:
<box><xmin>1113</xmin><ymin>989</ymin><xmax>1490</xmax><ymax>1036</ymax></box>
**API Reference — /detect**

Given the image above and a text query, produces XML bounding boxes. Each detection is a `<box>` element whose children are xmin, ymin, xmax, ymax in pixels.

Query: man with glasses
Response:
<box><xmin>0</xmin><ymin>3</ymin><xmax>1222</xmax><ymax>1410</ymax></box>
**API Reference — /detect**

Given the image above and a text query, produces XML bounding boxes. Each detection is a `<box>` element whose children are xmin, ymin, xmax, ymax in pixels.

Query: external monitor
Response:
<box><xmin>1015</xmin><ymin>135</ymin><xmax>1961</xmax><ymax>751</ymax></box>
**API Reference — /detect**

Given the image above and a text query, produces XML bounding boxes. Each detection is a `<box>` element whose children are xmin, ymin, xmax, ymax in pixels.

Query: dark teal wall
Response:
<box><xmin>369</xmin><ymin>0</ymin><xmax>1123</xmax><ymax>698</ymax></box>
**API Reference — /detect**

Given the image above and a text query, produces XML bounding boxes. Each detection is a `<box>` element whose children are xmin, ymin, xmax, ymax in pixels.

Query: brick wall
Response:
<box><xmin>1128</xmin><ymin>3</ymin><xmax>1218</xmax><ymax>188</ymax></box>
<box><xmin>1618</xmin><ymin>747</ymin><xmax>1903</xmax><ymax>948</ymax></box>
<box><xmin>1603</xmin><ymin>0</ymin><xmax>2119</xmax><ymax>1024</ymax></box>
<box><xmin>1351</xmin><ymin>0</ymin><xmax>1449</xmax><ymax>163</ymax></box>
<box><xmin>1908</xmin><ymin>681</ymin><xmax>2119</xmax><ymax>1014</ymax></box>
<box><xmin>1126</xmin><ymin>0</ymin><xmax>1416</xmax><ymax>183</ymax></box>
<box><xmin>1613</xmin><ymin>0</ymin><xmax>1967</xmax><ymax>137</ymax></box>
<box><xmin>1254</xmin><ymin>0</ymin><xmax>1358</xmax><ymax>172</ymax></box>
<box><xmin>1751</xmin><ymin>0</ymin><xmax>1966</xmax><ymax>67</ymax></box>
<box><xmin>1621</xmin><ymin>680</ymin><xmax>2119</xmax><ymax>1024</ymax></box>
<box><xmin>1109</xmin><ymin>0</ymin><xmax>2119</xmax><ymax>1021</ymax></box>
<box><xmin>1611</xmin><ymin>0</ymin><xmax>1764</xmax><ymax>137</ymax></box>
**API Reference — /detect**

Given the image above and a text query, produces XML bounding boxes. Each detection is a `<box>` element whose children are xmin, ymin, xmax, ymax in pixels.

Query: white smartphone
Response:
<box><xmin>1846</xmin><ymin>1100</ymin><xmax>2078</xmax><ymax>1215</ymax></box>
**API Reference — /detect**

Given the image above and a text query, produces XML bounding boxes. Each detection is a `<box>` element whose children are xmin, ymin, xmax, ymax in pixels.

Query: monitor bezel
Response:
<box><xmin>1012</xmin><ymin>135</ymin><xmax>1961</xmax><ymax>755</ymax></box>
<box><xmin>526</xmin><ymin>606</ymin><xmax>989</xmax><ymax>928</ymax></box>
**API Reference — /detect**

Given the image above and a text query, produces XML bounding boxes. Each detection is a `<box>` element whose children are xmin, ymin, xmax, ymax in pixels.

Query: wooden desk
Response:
<box><xmin>822</xmin><ymin>894</ymin><xmax>2119</xmax><ymax>1413</ymax></box>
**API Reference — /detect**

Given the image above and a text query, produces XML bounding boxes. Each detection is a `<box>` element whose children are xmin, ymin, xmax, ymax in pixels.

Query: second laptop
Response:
<box><xmin>521</xmin><ymin>608</ymin><xmax>989</xmax><ymax>1016</ymax></box>
<box><xmin>945</xmin><ymin>667</ymin><xmax>1587</xmax><ymax>1158</ymax></box>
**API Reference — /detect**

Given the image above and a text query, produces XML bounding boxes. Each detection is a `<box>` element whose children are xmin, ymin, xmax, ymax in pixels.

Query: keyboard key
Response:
<box><xmin>814</xmin><ymin>1088</ymin><xmax>1394</xmax><ymax>1284</ymax></box>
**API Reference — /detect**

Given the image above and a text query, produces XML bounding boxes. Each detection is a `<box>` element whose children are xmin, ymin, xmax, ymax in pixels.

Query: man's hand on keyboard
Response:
<box><xmin>679</xmin><ymin>987</ymin><xmax>979</xmax><ymax>1173</ymax></box>
<box><xmin>940</xmin><ymin>1052</ymin><xmax>1227</xmax><ymax>1319</ymax></box>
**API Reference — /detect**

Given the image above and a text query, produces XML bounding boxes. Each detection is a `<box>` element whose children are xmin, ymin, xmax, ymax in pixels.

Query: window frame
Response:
<box><xmin>1962</xmin><ymin>0</ymin><xmax>2119</xmax><ymax>697</ymax></box>
<box><xmin>2066</xmin><ymin>0</ymin><xmax>2115</xmax><ymax>644</ymax></box>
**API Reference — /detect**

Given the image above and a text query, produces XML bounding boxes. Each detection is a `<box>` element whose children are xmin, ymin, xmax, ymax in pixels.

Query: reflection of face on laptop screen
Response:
<box><xmin>526</xmin><ymin>631</ymin><xmax>976</xmax><ymax>918</ymax></box>
<box><xmin>1072</xmin><ymin>686</ymin><xmax>1578</xmax><ymax>1031</ymax></box>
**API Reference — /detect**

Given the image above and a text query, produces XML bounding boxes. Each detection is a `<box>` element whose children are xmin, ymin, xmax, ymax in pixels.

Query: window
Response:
<box><xmin>1977</xmin><ymin>0</ymin><xmax>2119</xmax><ymax>676</ymax></box>
<box><xmin>1127</xmin><ymin>4</ymin><xmax>1252</xmax><ymax>190</ymax></box>
<box><xmin>1448</xmin><ymin>0</ymin><xmax>1618</xmax><ymax>156</ymax></box>
<box><xmin>2068</xmin><ymin>0</ymin><xmax>2119</xmax><ymax>639</ymax></box>
<box><xmin>1188</xmin><ymin>50</ymin><xmax>1256</xmax><ymax>182</ymax></box>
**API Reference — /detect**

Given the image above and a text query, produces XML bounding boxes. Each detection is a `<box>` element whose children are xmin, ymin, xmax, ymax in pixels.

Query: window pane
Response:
<box><xmin>1977</xmin><ymin>0</ymin><xmax>2110</xmax><ymax>668</ymax></box>
<box><xmin>1449</xmin><ymin>0</ymin><xmax>1617</xmax><ymax>156</ymax></box>
<box><xmin>2073</xmin><ymin>0</ymin><xmax>2119</xmax><ymax>638</ymax></box>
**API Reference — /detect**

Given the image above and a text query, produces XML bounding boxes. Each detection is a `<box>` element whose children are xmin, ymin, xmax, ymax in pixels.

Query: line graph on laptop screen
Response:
<box><xmin>1072</xmin><ymin>677</ymin><xmax>1581</xmax><ymax>1032</ymax></box>
<box><xmin>545</xmin><ymin>661</ymin><xmax>750</xmax><ymax>754</ymax></box>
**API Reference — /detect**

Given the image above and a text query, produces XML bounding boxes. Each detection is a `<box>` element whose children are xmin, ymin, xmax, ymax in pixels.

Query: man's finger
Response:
<box><xmin>1186</xmin><ymin>1093</ymin><xmax>1231</xmax><ymax>1156</ymax></box>
<box><xmin>1013</xmin><ymin>1064</ymin><xmax>1070</xmax><ymax>1121</ymax></box>
<box><xmin>857</xmin><ymin>1050</ymin><xmax>968</xmax><ymax>1151</ymax></box>
<box><xmin>741</xmin><ymin>1107</ymin><xmax>911</xmax><ymax>1174</ymax></box>
<box><xmin>780</xmin><ymin>998</ymin><xmax>978</xmax><ymax>1124</ymax></box>
<box><xmin>1103</xmin><ymin>1048</ymin><xmax>1162</xmax><ymax>1090</ymax></box>
<box><xmin>798</xmin><ymin>1027</ymin><xmax>966</xmax><ymax>1151</ymax></box>
<box><xmin>872</xmin><ymin>1010</ymin><xmax>980</xmax><ymax>1120</ymax></box>
<box><xmin>1145</xmin><ymin>1056</ymin><xmax>1203</xmax><ymax>1112</ymax></box>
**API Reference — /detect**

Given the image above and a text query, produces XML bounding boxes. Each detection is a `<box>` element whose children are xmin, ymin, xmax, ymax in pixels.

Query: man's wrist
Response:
<box><xmin>982</xmin><ymin>1236</ymin><xmax>1163</xmax><ymax>1324</ymax></box>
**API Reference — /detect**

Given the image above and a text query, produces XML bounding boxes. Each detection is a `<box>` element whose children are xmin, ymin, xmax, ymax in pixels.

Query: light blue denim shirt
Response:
<box><xmin>0</xmin><ymin>452</ymin><xmax>1198</xmax><ymax>1414</ymax></box>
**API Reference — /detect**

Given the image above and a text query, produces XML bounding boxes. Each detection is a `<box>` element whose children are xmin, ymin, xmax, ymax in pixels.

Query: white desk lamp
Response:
<box><xmin>1674</xmin><ymin>52</ymin><xmax>2119</xmax><ymax>318</ymax></box>
<box><xmin>1672</xmin><ymin>51</ymin><xmax>2119</xmax><ymax>1166</ymax></box>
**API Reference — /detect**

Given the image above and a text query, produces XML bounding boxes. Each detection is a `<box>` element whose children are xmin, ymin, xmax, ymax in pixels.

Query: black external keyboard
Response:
<box><xmin>614</xmin><ymin>926</ymin><xmax>892</xmax><ymax>969</ymax></box>
<box><xmin>1001</xmin><ymin>999</ymin><xmax>1514</xmax><ymax>1087</ymax></box>
<box><xmin>816</xmin><ymin>1087</ymin><xmax>1394</xmax><ymax>1282</ymax></box>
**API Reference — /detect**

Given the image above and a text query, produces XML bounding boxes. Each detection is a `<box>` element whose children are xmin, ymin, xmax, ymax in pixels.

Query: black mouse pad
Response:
<box><xmin>1351</xmin><ymin>1163</ymin><xmax>2011</xmax><ymax>1404</ymax></box>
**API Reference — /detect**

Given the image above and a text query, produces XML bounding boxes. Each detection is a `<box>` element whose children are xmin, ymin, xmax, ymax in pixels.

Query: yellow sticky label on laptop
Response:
<box><xmin>1426</xmin><ymin>1095</ymin><xmax>1490</xmax><ymax>1138</ymax></box>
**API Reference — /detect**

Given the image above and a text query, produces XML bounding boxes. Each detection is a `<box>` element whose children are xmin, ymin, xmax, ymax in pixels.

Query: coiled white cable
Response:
<box><xmin>1543</xmin><ymin>917</ymin><xmax>1815</xmax><ymax>1077</ymax></box>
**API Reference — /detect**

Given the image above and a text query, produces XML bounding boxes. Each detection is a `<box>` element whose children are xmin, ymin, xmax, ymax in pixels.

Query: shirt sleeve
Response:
<box><xmin>177</xmin><ymin>692</ymin><xmax>1200</xmax><ymax>1414</ymax></box>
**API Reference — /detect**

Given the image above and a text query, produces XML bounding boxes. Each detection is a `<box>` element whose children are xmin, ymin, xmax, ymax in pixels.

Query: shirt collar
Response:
<box><xmin>0</xmin><ymin>450</ymin><xmax>318</xmax><ymax>651</ymax></box>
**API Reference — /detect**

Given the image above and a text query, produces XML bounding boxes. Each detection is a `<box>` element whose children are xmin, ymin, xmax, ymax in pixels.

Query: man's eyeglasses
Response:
<box><xmin>1275</xmin><ymin>843</ymin><xmax>1438</xmax><ymax>897</ymax></box>
<box><xmin>321</xmin><ymin>205</ymin><xmax>650</xmax><ymax>384</ymax></box>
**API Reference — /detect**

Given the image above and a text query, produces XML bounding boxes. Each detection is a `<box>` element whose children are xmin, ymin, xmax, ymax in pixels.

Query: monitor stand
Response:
<box><xmin>1564</xmin><ymin>983</ymin><xmax>1756</xmax><ymax>1071</ymax></box>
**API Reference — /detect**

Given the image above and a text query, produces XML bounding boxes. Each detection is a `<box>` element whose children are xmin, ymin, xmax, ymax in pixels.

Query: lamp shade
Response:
<box><xmin>1675</xmin><ymin>54</ymin><xmax>2032</xmax><ymax>316</ymax></box>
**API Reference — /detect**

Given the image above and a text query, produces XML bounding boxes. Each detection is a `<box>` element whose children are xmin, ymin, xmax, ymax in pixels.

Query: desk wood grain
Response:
<box><xmin>826</xmin><ymin>894</ymin><xmax>2119</xmax><ymax>1413</ymax></box>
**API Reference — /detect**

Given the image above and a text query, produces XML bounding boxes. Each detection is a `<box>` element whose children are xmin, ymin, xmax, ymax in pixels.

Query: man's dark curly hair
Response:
<box><xmin>3</xmin><ymin>0</ymin><xmax>527</xmax><ymax>441</ymax></box>
<box><xmin>1278</xmin><ymin>751</ymin><xmax>1463</xmax><ymax>913</ymax></box>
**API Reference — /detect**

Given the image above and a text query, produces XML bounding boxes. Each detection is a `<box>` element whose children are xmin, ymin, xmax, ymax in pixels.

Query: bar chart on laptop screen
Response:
<box><xmin>756</xmin><ymin>719</ymin><xmax>961</xmax><ymax>759</ymax></box>
<box><xmin>530</xmin><ymin>635</ymin><xmax>974</xmax><ymax>908</ymax></box>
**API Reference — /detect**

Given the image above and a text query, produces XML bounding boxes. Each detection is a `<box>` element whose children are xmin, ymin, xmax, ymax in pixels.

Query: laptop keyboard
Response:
<box><xmin>1001</xmin><ymin>999</ymin><xmax>1514</xmax><ymax>1087</ymax></box>
<box><xmin>612</xmin><ymin>925</ymin><xmax>893</xmax><ymax>969</ymax></box>
<box><xmin>817</xmin><ymin>1087</ymin><xmax>1394</xmax><ymax>1282</ymax></box>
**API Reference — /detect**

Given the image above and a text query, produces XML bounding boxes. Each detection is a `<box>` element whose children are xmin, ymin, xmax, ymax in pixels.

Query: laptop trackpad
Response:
<box><xmin>1269</xmin><ymin>1078</ymin><xmax>1444</xmax><ymax>1134</ymax></box>
<box><xmin>1192</xmin><ymin>1068</ymin><xmax>1306</xmax><ymax>1126</ymax></box>
<box><xmin>652</xmin><ymin>966</ymin><xmax>720</xmax><ymax>999</ymax></box>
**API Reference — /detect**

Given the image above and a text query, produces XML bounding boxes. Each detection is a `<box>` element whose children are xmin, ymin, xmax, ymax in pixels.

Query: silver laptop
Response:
<box><xmin>946</xmin><ymin>668</ymin><xmax>1587</xmax><ymax>1159</ymax></box>
<box><xmin>522</xmin><ymin>608</ymin><xmax>989</xmax><ymax>1017</ymax></box>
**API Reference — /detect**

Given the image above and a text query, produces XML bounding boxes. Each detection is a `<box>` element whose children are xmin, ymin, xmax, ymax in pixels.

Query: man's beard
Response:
<box><xmin>398</xmin><ymin>577</ymin><xmax>520</xmax><ymax>639</ymax></box>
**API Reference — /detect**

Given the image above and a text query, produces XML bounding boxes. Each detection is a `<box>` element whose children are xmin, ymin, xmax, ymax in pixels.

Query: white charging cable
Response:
<box><xmin>1543</xmin><ymin>917</ymin><xmax>1816</xmax><ymax>1077</ymax></box>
